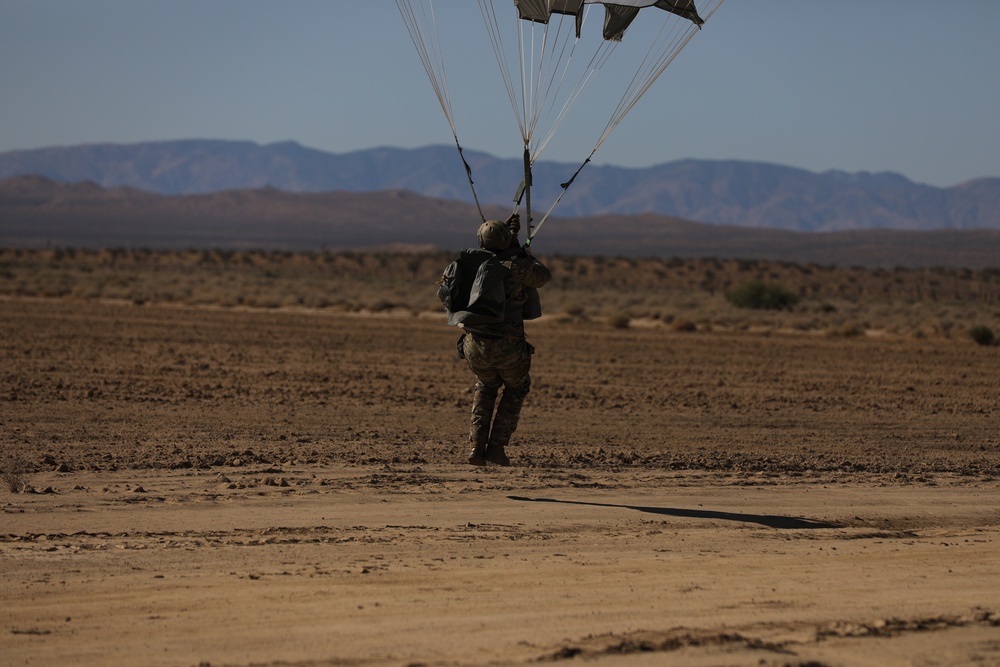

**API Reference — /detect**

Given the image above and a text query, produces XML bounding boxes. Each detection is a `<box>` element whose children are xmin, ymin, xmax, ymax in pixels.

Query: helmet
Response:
<box><xmin>477</xmin><ymin>220</ymin><xmax>512</xmax><ymax>251</ymax></box>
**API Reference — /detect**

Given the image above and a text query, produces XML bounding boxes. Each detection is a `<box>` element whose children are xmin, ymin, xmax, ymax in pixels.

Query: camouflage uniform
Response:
<box><xmin>462</xmin><ymin>251</ymin><xmax>551</xmax><ymax>466</ymax></box>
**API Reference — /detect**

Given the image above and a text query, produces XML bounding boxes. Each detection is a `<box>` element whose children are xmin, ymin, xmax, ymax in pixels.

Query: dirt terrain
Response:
<box><xmin>2</xmin><ymin>294</ymin><xmax>1000</xmax><ymax>667</ymax></box>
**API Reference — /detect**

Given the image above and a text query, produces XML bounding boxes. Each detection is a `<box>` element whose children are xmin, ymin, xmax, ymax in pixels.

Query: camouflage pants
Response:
<box><xmin>462</xmin><ymin>333</ymin><xmax>533</xmax><ymax>449</ymax></box>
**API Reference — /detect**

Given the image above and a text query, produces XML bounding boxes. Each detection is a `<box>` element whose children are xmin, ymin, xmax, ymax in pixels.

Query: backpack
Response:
<box><xmin>437</xmin><ymin>248</ymin><xmax>515</xmax><ymax>327</ymax></box>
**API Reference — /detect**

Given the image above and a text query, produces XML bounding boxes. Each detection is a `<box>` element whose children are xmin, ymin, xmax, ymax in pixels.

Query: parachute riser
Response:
<box><xmin>510</xmin><ymin>148</ymin><xmax>535</xmax><ymax>246</ymax></box>
<box><xmin>455</xmin><ymin>137</ymin><xmax>486</xmax><ymax>223</ymax></box>
<box><xmin>523</xmin><ymin>147</ymin><xmax>533</xmax><ymax>240</ymax></box>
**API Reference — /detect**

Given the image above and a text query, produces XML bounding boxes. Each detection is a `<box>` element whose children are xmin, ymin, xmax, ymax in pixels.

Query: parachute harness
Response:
<box><xmin>396</xmin><ymin>0</ymin><xmax>727</xmax><ymax>243</ymax></box>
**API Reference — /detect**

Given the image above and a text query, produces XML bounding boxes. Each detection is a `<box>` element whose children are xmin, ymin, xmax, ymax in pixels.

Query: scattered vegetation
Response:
<box><xmin>2</xmin><ymin>247</ymin><xmax>999</xmax><ymax>339</ymax></box>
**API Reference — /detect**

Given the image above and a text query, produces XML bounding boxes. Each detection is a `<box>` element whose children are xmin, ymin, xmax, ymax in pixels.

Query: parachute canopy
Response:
<box><xmin>514</xmin><ymin>1</ymin><xmax>704</xmax><ymax>40</ymax></box>
<box><xmin>396</xmin><ymin>0</ymin><xmax>724</xmax><ymax>238</ymax></box>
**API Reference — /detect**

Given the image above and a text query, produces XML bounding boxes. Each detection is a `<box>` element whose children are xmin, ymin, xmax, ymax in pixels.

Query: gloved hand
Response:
<box><xmin>505</xmin><ymin>213</ymin><xmax>521</xmax><ymax>238</ymax></box>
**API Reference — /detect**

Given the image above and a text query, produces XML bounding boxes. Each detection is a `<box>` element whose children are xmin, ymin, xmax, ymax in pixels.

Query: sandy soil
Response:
<box><xmin>2</xmin><ymin>298</ymin><xmax>999</xmax><ymax>667</ymax></box>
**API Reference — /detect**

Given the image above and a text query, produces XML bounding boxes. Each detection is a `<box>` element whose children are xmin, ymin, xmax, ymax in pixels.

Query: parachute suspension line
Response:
<box><xmin>402</xmin><ymin>0</ymin><xmax>728</xmax><ymax>242</ymax></box>
<box><xmin>593</xmin><ymin>19</ymin><xmax>695</xmax><ymax>154</ymax></box>
<box><xmin>515</xmin><ymin>8</ymin><xmax>608</xmax><ymax>239</ymax></box>
<box><xmin>526</xmin><ymin>10</ymin><xmax>589</xmax><ymax>162</ymax></box>
<box><xmin>517</xmin><ymin>17</ymin><xmax>538</xmax><ymax>239</ymax></box>
<box><xmin>529</xmin><ymin>0</ymin><xmax>729</xmax><ymax>245</ymax></box>
<box><xmin>396</xmin><ymin>0</ymin><xmax>485</xmax><ymax>221</ymax></box>
<box><xmin>517</xmin><ymin>15</ymin><xmax>539</xmax><ymax>148</ymax></box>
<box><xmin>479</xmin><ymin>0</ymin><xmax>525</xmax><ymax>143</ymax></box>
<box><xmin>479</xmin><ymin>0</ymin><xmax>534</xmax><ymax>234</ymax></box>
<box><xmin>524</xmin><ymin>14</ymin><xmax>571</xmax><ymax>150</ymax></box>
<box><xmin>395</xmin><ymin>0</ymin><xmax>455</xmax><ymax>138</ymax></box>
<box><xmin>522</xmin><ymin>19</ymin><xmax>541</xmax><ymax>146</ymax></box>
<box><xmin>525</xmin><ymin>149</ymin><xmax>594</xmax><ymax>247</ymax></box>
<box><xmin>592</xmin><ymin>0</ymin><xmax>728</xmax><ymax>155</ymax></box>
<box><xmin>533</xmin><ymin>37</ymin><xmax>616</xmax><ymax>161</ymax></box>
<box><xmin>480</xmin><ymin>3</ymin><xmax>606</xmax><ymax>161</ymax></box>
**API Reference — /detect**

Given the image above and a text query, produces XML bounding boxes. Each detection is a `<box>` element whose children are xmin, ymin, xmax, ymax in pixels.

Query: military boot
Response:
<box><xmin>468</xmin><ymin>383</ymin><xmax>497</xmax><ymax>466</ymax></box>
<box><xmin>483</xmin><ymin>440</ymin><xmax>511</xmax><ymax>466</ymax></box>
<box><xmin>468</xmin><ymin>439</ymin><xmax>488</xmax><ymax>466</ymax></box>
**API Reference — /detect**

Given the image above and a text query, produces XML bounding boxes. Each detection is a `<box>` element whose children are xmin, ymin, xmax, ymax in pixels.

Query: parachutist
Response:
<box><xmin>436</xmin><ymin>220</ymin><xmax>551</xmax><ymax>466</ymax></box>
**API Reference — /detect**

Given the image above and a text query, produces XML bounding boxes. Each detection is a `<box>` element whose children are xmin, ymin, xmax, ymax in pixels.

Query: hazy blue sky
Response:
<box><xmin>2</xmin><ymin>1</ymin><xmax>998</xmax><ymax>187</ymax></box>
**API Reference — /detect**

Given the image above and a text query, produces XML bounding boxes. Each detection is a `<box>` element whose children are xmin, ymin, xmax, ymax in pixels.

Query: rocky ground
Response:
<box><xmin>2</xmin><ymin>297</ymin><xmax>999</xmax><ymax>666</ymax></box>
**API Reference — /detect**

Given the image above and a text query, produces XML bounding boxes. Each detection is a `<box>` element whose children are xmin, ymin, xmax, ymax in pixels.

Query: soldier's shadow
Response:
<box><xmin>507</xmin><ymin>496</ymin><xmax>839</xmax><ymax>529</ymax></box>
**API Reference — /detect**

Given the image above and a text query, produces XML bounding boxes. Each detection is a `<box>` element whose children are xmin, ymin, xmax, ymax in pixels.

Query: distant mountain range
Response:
<box><xmin>5</xmin><ymin>174</ymin><xmax>1000</xmax><ymax>269</ymax></box>
<box><xmin>2</xmin><ymin>140</ymin><xmax>999</xmax><ymax>232</ymax></box>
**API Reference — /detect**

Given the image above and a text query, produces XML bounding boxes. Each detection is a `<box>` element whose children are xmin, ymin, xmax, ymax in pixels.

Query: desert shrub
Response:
<box><xmin>300</xmin><ymin>292</ymin><xmax>333</xmax><ymax>309</ymax></box>
<box><xmin>2</xmin><ymin>457</ymin><xmax>29</xmax><ymax>494</ymax></box>
<box><xmin>725</xmin><ymin>280</ymin><xmax>799</xmax><ymax>311</ymax></box>
<box><xmin>968</xmin><ymin>324</ymin><xmax>995</xmax><ymax>346</ymax></box>
<box><xmin>369</xmin><ymin>299</ymin><xmax>401</xmax><ymax>313</ymax></box>
<box><xmin>607</xmin><ymin>313</ymin><xmax>631</xmax><ymax>329</ymax></box>
<box><xmin>671</xmin><ymin>319</ymin><xmax>697</xmax><ymax>333</ymax></box>
<box><xmin>828</xmin><ymin>321</ymin><xmax>866</xmax><ymax>338</ymax></box>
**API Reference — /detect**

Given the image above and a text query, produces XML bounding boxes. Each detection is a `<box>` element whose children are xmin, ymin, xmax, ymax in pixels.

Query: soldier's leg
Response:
<box><xmin>485</xmin><ymin>345</ymin><xmax>532</xmax><ymax>466</ymax></box>
<box><xmin>468</xmin><ymin>381</ymin><xmax>499</xmax><ymax>465</ymax></box>
<box><xmin>463</xmin><ymin>335</ymin><xmax>502</xmax><ymax>466</ymax></box>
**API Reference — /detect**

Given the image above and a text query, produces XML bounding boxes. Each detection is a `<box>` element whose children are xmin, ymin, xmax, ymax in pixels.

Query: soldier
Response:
<box><xmin>457</xmin><ymin>214</ymin><xmax>551</xmax><ymax>466</ymax></box>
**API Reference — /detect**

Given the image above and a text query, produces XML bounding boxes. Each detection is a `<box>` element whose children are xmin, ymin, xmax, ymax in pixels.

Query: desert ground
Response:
<box><xmin>2</xmin><ymin>250</ymin><xmax>1000</xmax><ymax>666</ymax></box>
